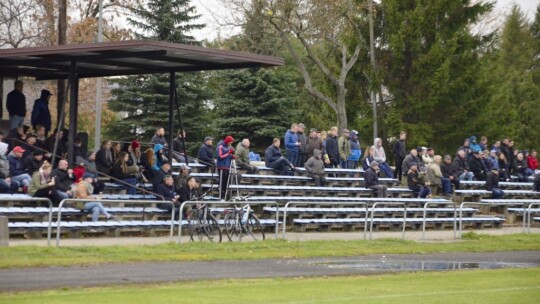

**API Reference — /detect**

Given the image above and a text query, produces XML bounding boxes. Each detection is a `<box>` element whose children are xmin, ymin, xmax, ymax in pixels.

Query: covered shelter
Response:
<box><xmin>0</xmin><ymin>40</ymin><xmax>284</xmax><ymax>166</ymax></box>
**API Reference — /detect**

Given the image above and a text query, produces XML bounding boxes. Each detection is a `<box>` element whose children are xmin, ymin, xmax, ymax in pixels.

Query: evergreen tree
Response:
<box><xmin>379</xmin><ymin>0</ymin><xmax>493</xmax><ymax>153</ymax></box>
<box><xmin>479</xmin><ymin>5</ymin><xmax>540</xmax><ymax>150</ymax></box>
<box><xmin>106</xmin><ymin>0</ymin><xmax>208</xmax><ymax>153</ymax></box>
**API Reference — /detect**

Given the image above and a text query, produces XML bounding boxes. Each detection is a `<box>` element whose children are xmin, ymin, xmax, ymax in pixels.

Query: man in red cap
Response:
<box><xmin>216</xmin><ymin>135</ymin><xmax>235</xmax><ymax>200</ymax></box>
<box><xmin>8</xmin><ymin>146</ymin><xmax>32</xmax><ymax>192</ymax></box>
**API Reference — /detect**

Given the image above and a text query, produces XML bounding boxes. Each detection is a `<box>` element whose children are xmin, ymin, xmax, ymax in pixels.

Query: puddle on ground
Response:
<box><xmin>316</xmin><ymin>260</ymin><xmax>537</xmax><ymax>271</ymax></box>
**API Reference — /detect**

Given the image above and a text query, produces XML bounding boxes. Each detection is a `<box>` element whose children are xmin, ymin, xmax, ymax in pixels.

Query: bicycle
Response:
<box><xmin>223</xmin><ymin>195</ymin><xmax>265</xmax><ymax>241</ymax></box>
<box><xmin>186</xmin><ymin>189</ymin><xmax>222</xmax><ymax>243</ymax></box>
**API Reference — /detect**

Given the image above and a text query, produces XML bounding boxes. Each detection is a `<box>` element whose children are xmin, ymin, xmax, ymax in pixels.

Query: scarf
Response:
<box><xmin>39</xmin><ymin>169</ymin><xmax>50</xmax><ymax>185</ymax></box>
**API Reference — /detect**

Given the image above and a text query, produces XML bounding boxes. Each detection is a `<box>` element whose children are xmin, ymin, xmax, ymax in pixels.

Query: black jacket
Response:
<box><xmin>156</xmin><ymin>183</ymin><xmax>177</xmax><ymax>210</ymax></box>
<box><xmin>453</xmin><ymin>156</ymin><xmax>469</xmax><ymax>175</ymax></box>
<box><xmin>95</xmin><ymin>148</ymin><xmax>113</xmax><ymax>174</ymax></box>
<box><xmin>265</xmin><ymin>145</ymin><xmax>283</xmax><ymax>166</ymax></box>
<box><xmin>441</xmin><ymin>162</ymin><xmax>458</xmax><ymax>179</ymax></box>
<box><xmin>6</xmin><ymin>89</ymin><xmax>26</xmax><ymax>116</ymax></box>
<box><xmin>364</xmin><ymin>167</ymin><xmax>380</xmax><ymax>188</ymax></box>
<box><xmin>485</xmin><ymin>172</ymin><xmax>500</xmax><ymax>191</ymax></box>
<box><xmin>197</xmin><ymin>144</ymin><xmax>214</xmax><ymax>166</ymax></box>
<box><xmin>179</xmin><ymin>185</ymin><xmax>201</xmax><ymax>203</ymax></box>
<box><xmin>173</xmin><ymin>137</ymin><xmax>186</xmax><ymax>154</ymax></box>
<box><xmin>326</xmin><ymin>135</ymin><xmax>339</xmax><ymax>165</ymax></box>
<box><xmin>152</xmin><ymin>168</ymin><xmax>171</xmax><ymax>192</ymax></box>
<box><xmin>111</xmin><ymin>164</ymin><xmax>133</xmax><ymax>180</ymax></box>
<box><xmin>469</xmin><ymin>156</ymin><xmax>485</xmax><ymax>179</ymax></box>
<box><xmin>51</xmin><ymin>168</ymin><xmax>76</xmax><ymax>192</ymax></box>
<box><xmin>22</xmin><ymin>155</ymin><xmax>43</xmax><ymax>175</ymax></box>
<box><xmin>393</xmin><ymin>140</ymin><xmax>406</xmax><ymax>159</ymax></box>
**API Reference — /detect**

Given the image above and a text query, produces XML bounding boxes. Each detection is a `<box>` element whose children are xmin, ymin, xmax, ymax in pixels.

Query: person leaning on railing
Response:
<box><xmin>74</xmin><ymin>172</ymin><xmax>117</xmax><ymax>222</ymax></box>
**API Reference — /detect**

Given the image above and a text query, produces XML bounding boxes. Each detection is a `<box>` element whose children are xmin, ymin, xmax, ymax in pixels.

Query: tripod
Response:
<box><xmin>226</xmin><ymin>160</ymin><xmax>241</xmax><ymax>200</ymax></box>
<box><xmin>218</xmin><ymin>160</ymin><xmax>241</xmax><ymax>201</ymax></box>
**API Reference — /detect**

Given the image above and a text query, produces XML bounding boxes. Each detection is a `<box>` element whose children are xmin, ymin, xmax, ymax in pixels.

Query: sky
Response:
<box><xmin>190</xmin><ymin>0</ymin><xmax>540</xmax><ymax>41</ymax></box>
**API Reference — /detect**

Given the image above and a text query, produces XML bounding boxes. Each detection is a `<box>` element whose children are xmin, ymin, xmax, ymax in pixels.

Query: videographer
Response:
<box><xmin>216</xmin><ymin>135</ymin><xmax>235</xmax><ymax>201</ymax></box>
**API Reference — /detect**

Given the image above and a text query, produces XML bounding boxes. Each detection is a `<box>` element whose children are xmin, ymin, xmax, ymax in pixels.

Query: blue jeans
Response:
<box><xmin>0</xmin><ymin>179</ymin><xmax>17</xmax><ymax>193</ymax></box>
<box><xmin>340</xmin><ymin>160</ymin><xmax>348</xmax><ymax>169</ymax></box>
<box><xmin>267</xmin><ymin>158</ymin><xmax>293</xmax><ymax>176</ymax></box>
<box><xmin>441</xmin><ymin>177</ymin><xmax>452</xmax><ymax>195</ymax></box>
<box><xmin>491</xmin><ymin>188</ymin><xmax>504</xmax><ymax>199</ymax></box>
<box><xmin>57</xmin><ymin>190</ymin><xmax>71</xmax><ymax>200</ymax></box>
<box><xmin>458</xmin><ymin>172</ymin><xmax>474</xmax><ymax>181</ymax></box>
<box><xmin>417</xmin><ymin>185</ymin><xmax>431</xmax><ymax>198</ymax></box>
<box><xmin>12</xmin><ymin>174</ymin><xmax>32</xmax><ymax>187</ymax></box>
<box><xmin>84</xmin><ymin>202</ymin><xmax>111</xmax><ymax>222</ymax></box>
<box><xmin>286</xmin><ymin>150</ymin><xmax>298</xmax><ymax>168</ymax></box>
<box><xmin>9</xmin><ymin>115</ymin><xmax>24</xmax><ymax>130</ymax></box>
<box><xmin>378</xmin><ymin>162</ymin><xmax>394</xmax><ymax>178</ymax></box>
<box><xmin>116</xmin><ymin>178</ymin><xmax>137</xmax><ymax>195</ymax></box>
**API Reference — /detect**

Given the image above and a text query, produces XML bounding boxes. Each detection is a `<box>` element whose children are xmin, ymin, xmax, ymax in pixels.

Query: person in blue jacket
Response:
<box><xmin>347</xmin><ymin>130</ymin><xmax>362</xmax><ymax>169</ymax></box>
<box><xmin>216</xmin><ymin>135</ymin><xmax>235</xmax><ymax>200</ymax></box>
<box><xmin>284</xmin><ymin>123</ymin><xmax>300</xmax><ymax>167</ymax></box>
<box><xmin>31</xmin><ymin>90</ymin><xmax>53</xmax><ymax>134</ymax></box>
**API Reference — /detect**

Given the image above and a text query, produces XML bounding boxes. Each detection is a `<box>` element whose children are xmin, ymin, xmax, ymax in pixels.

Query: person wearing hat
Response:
<box><xmin>8</xmin><ymin>146</ymin><xmax>32</xmax><ymax>192</ymax></box>
<box><xmin>216</xmin><ymin>135</ymin><xmax>235</xmax><ymax>200</ymax></box>
<box><xmin>22</xmin><ymin>149</ymin><xmax>44</xmax><ymax>176</ymax></box>
<box><xmin>364</xmin><ymin>160</ymin><xmax>388</xmax><ymax>198</ymax></box>
<box><xmin>338</xmin><ymin>129</ymin><xmax>351</xmax><ymax>169</ymax></box>
<box><xmin>75</xmin><ymin>172</ymin><xmax>117</xmax><ymax>222</ymax></box>
<box><xmin>235</xmin><ymin>138</ymin><xmax>259</xmax><ymax>175</ymax></box>
<box><xmin>31</xmin><ymin>89</ymin><xmax>53</xmax><ymax>133</ymax></box>
<box><xmin>485</xmin><ymin>168</ymin><xmax>504</xmax><ymax>199</ymax></box>
<box><xmin>21</xmin><ymin>132</ymin><xmax>38</xmax><ymax>158</ymax></box>
<box><xmin>407</xmin><ymin>162</ymin><xmax>431</xmax><ymax>198</ymax></box>
<box><xmin>6</xmin><ymin>80</ymin><xmax>26</xmax><ymax>130</ymax></box>
<box><xmin>347</xmin><ymin>130</ymin><xmax>361</xmax><ymax>171</ymax></box>
<box><xmin>197</xmin><ymin>136</ymin><xmax>215</xmax><ymax>172</ymax></box>
<box><xmin>304</xmin><ymin>149</ymin><xmax>326</xmax><ymax>187</ymax></box>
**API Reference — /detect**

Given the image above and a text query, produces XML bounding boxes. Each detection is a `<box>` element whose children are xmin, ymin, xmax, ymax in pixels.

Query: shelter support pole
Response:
<box><xmin>68</xmin><ymin>61</ymin><xmax>78</xmax><ymax>167</ymax></box>
<box><xmin>174</xmin><ymin>86</ymin><xmax>188</xmax><ymax>166</ymax></box>
<box><xmin>168</xmin><ymin>72</ymin><xmax>175</xmax><ymax>161</ymax></box>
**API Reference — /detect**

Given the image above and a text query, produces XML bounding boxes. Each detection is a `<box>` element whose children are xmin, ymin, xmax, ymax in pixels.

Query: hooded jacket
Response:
<box><xmin>153</xmin><ymin>144</ymin><xmax>165</xmax><ymax>171</ymax></box>
<box><xmin>0</xmin><ymin>142</ymin><xmax>10</xmax><ymax>179</ymax></box>
<box><xmin>304</xmin><ymin>149</ymin><xmax>325</xmax><ymax>176</ymax></box>
<box><xmin>469</xmin><ymin>136</ymin><xmax>482</xmax><ymax>153</ymax></box>
<box><xmin>31</xmin><ymin>95</ymin><xmax>52</xmax><ymax>131</ymax></box>
<box><xmin>372</xmin><ymin>138</ymin><xmax>387</xmax><ymax>163</ymax></box>
<box><xmin>348</xmin><ymin>135</ymin><xmax>361</xmax><ymax>161</ymax></box>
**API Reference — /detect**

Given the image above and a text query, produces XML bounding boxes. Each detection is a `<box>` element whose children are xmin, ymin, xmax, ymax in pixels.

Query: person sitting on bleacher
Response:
<box><xmin>441</xmin><ymin>155</ymin><xmax>460</xmax><ymax>193</ymax></box>
<box><xmin>28</xmin><ymin>161</ymin><xmax>62</xmax><ymax>206</ymax></box>
<box><xmin>156</xmin><ymin>175</ymin><xmax>180</xmax><ymax>218</ymax></box>
<box><xmin>235</xmin><ymin>138</ymin><xmax>259</xmax><ymax>175</ymax></box>
<box><xmin>401</xmin><ymin>148</ymin><xmax>421</xmax><ymax>185</ymax></box>
<box><xmin>8</xmin><ymin>146</ymin><xmax>32</xmax><ymax>193</ymax></box>
<box><xmin>75</xmin><ymin>172</ymin><xmax>117</xmax><ymax>223</ymax></box>
<box><xmin>22</xmin><ymin>150</ymin><xmax>44</xmax><ymax>176</ymax></box>
<box><xmin>111</xmin><ymin>152</ymin><xmax>137</xmax><ymax>195</ymax></box>
<box><xmin>179</xmin><ymin>176</ymin><xmax>202</xmax><ymax>203</ymax></box>
<box><xmin>469</xmin><ymin>151</ymin><xmax>486</xmax><ymax>181</ymax></box>
<box><xmin>533</xmin><ymin>171</ymin><xmax>540</xmax><ymax>192</ymax></box>
<box><xmin>152</xmin><ymin>161</ymin><xmax>172</xmax><ymax>192</ymax></box>
<box><xmin>453</xmin><ymin>149</ymin><xmax>473</xmax><ymax>181</ymax></box>
<box><xmin>0</xmin><ymin>142</ymin><xmax>19</xmax><ymax>192</ymax></box>
<box><xmin>151</xmin><ymin>144</ymin><xmax>167</xmax><ymax>171</ymax></box>
<box><xmin>485</xmin><ymin>168</ymin><xmax>504</xmax><ymax>199</ymax></box>
<box><xmin>407</xmin><ymin>163</ymin><xmax>431</xmax><ymax>198</ymax></box>
<box><xmin>174</xmin><ymin>163</ymin><xmax>191</xmax><ymax>192</ymax></box>
<box><xmin>364</xmin><ymin>161</ymin><xmax>387</xmax><ymax>198</ymax></box>
<box><xmin>362</xmin><ymin>146</ymin><xmax>375</xmax><ymax>171</ymax></box>
<box><xmin>265</xmin><ymin>138</ymin><xmax>297</xmax><ymax>176</ymax></box>
<box><xmin>513</xmin><ymin>152</ymin><xmax>533</xmax><ymax>182</ymax></box>
<box><xmin>427</xmin><ymin>155</ymin><xmax>452</xmax><ymax>197</ymax></box>
<box><xmin>21</xmin><ymin>133</ymin><xmax>37</xmax><ymax>158</ymax></box>
<box><xmin>304</xmin><ymin>149</ymin><xmax>326</xmax><ymax>187</ymax></box>
<box><xmin>527</xmin><ymin>150</ymin><xmax>538</xmax><ymax>171</ymax></box>
<box><xmin>51</xmin><ymin>159</ymin><xmax>77</xmax><ymax>200</ymax></box>
<box><xmin>458</xmin><ymin>138</ymin><xmax>472</xmax><ymax>158</ymax></box>
<box><xmin>95</xmin><ymin>140</ymin><xmax>113</xmax><ymax>175</ymax></box>
<box><xmin>197</xmin><ymin>136</ymin><xmax>215</xmax><ymax>173</ymax></box>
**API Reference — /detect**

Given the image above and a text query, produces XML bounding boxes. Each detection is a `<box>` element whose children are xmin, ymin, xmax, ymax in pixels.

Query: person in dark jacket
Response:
<box><xmin>171</xmin><ymin>130</ymin><xmax>187</xmax><ymax>163</ymax></box>
<box><xmin>6</xmin><ymin>80</ymin><xmax>26</xmax><ymax>130</ymax></box>
<box><xmin>265</xmin><ymin>138</ymin><xmax>296</xmax><ymax>176</ymax></box>
<box><xmin>401</xmin><ymin>149</ymin><xmax>421</xmax><ymax>184</ymax></box>
<box><xmin>95</xmin><ymin>140</ymin><xmax>113</xmax><ymax>175</ymax></box>
<box><xmin>296</xmin><ymin>123</ymin><xmax>308</xmax><ymax>167</ymax></box>
<box><xmin>50</xmin><ymin>159</ymin><xmax>76</xmax><ymax>199</ymax></box>
<box><xmin>453</xmin><ymin>149</ymin><xmax>473</xmax><ymax>181</ymax></box>
<box><xmin>235</xmin><ymin>139</ymin><xmax>259</xmax><ymax>175</ymax></box>
<box><xmin>441</xmin><ymin>155</ymin><xmax>460</xmax><ymax>192</ymax></box>
<box><xmin>533</xmin><ymin>171</ymin><xmax>540</xmax><ymax>192</ymax></box>
<box><xmin>152</xmin><ymin>161</ymin><xmax>171</xmax><ymax>192</ymax></box>
<box><xmin>9</xmin><ymin>146</ymin><xmax>32</xmax><ymax>192</ymax></box>
<box><xmin>513</xmin><ymin>152</ymin><xmax>533</xmax><ymax>182</ymax></box>
<box><xmin>485</xmin><ymin>168</ymin><xmax>504</xmax><ymax>199</ymax></box>
<box><xmin>469</xmin><ymin>151</ymin><xmax>486</xmax><ymax>181</ymax></box>
<box><xmin>284</xmin><ymin>124</ymin><xmax>299</xmax><ymax>167</ymax></box>
<box><xmin>179</xmin><ymin>176</ymin><xmax>202</xmax><ymax>203</ymax></box>
<box><xmin>22</xmin><ymin>150</ymin><xmax>44</xmax><ymax>175</ymax></box>
<box><xmin>326</xmin><ymin>126</ymin><xmax>340</xmax><ymax>168</ymax></box>
<box><xmin>151</xmin><ymin>127</ymin><xmax>167</xmax><ymax>147</ymax></box>
<box><xmin>364</xmin><ymin>161</ymin><xmax>387</xmax><ymax>198</ymax></box>
<box><xmin>216</xmin><ymin>135</ymin><xmax>235</xmax><ymax>200</ymax></box>
<box><xmin>111</xmin><ymin>152</ymin><xmax>137</xmax><ymax>195</ymax></box>
<box><xmin>197</xmin><ymin>136</ymin><xmax>214</xmax><ymax>172</ymax></box>
<box><xmin>407</xmin><ymin>163</ymin><xmax>430</xmax><ymax>198</ymax></box>
<box><xmin>156</xmin><ymin>175</ymin><xmax>180</xmax><ymax>218</ymax></box>
<box><xmin>393</xmin><ymin>131</ymin><xmax>407</xmax><ymax>182</ymax></box>
<box><xmin>306</xmin><ymin>128</ymin><xmax>323</xmax><ymax>159</ymax></box>
<box><xmin>31</xmin><ymin>90</ymin><xmax>52</xmax><ymax>133</ymax></box>
<box><xmin>304</xmin><ymin>149</ymin><xmax>326</xmax><ymax>187</ymax></box>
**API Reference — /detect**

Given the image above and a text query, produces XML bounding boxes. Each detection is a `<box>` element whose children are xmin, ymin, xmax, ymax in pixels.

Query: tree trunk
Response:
<box><xmin>336</xmin><ymin>87</ymin><xmax>348</xmax><ymax>131</ymax></box>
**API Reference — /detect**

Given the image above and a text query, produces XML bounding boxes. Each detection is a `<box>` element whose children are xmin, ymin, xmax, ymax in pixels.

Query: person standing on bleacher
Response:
<box><xmin>197</xmin><ymin>136</ymin><xmax>214</xmax><ymax>172</ymax></box>
<box><xmin>216</xmin><ymin>135</ymin><xmax>235</xmax><ymax>201</ymax></box>
<box><xmin>6</xmin><ymin>80</ymin><xmax>26</xmax><ymax>130</ymax></box>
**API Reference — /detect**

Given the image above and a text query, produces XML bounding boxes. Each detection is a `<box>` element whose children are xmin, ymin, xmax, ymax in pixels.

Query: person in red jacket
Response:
<box><xmin>527</xmin><ymin>150</ymin><xmax>538</xmax><ymax>170</ymax></box>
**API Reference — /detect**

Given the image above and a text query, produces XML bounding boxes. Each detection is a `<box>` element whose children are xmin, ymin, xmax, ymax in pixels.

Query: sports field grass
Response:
<box><xmin>0</xmin><ymin>233</ymin><xmax>539</xmax><ymax>269</ymax></box>
<box><xmin>1</xmin><ymin>268</ymin><xmax>538</xmax><ymax>303</ymax></box>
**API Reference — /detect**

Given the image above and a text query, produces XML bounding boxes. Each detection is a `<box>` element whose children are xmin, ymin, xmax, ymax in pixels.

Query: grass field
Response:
<box><xmin>1</xmin><ymin>233</ymin><xmax>539</xmax><ymax>269</ymax></box>
<box><xmin>1</xmin><ymin>268</ymin><xmax>538</xmax><ymax>303</ymax></box>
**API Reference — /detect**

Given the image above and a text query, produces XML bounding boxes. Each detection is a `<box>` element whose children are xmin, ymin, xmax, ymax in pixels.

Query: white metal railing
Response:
<box><xmin>422</xmin><ymin>201</ymin><xmax>457</xmax><ymax>240</ymax></box>
<box><xmin>0</xmin><ymin>196</ymin><xmax>53</xmax><ymax>246</ymax></box>
<box><xmin>370</xmin><ymin>202</ymin><xmax>407</xmax><ymax>240</ymax></box>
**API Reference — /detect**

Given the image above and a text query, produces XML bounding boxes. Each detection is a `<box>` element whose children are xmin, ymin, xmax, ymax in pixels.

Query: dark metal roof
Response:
<box><xmin>0</xmin><ymin>40</ymin><xmax>284</xmax><ymax>80</ymax></box>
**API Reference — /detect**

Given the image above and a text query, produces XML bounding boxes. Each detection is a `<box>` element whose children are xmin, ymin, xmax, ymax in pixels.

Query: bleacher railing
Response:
<box><xmin>526</xmin><ymin>202</ymin><xmax>540</xmax><ymax>233</ymax></box>
<box><xmin>369</xmin><ymin>202</ymin><xmax>407</xmax><ymax>240</ymax></box>
<box><xmin>281</xmin><ymin>201</ymin><xmax>369</xmax><ymax>240</ymax></box>
<box><xmin>458</xmin><ymin>200</ymin><xmax>527</xmax><ymax>238</ymax></box>
<box><xmin>0</xmin><ymin>196</ymin><xmax>53</xmax><ymax>246</ymax></box>
<box><xmin>422</xmin><ymin>201</ymin><xmax>457</xmax><ymax>240</ymax></box>
<box><xmin>177</xmin><ymin>201</ymin><xmax>280</xmax><ymax>244</ymax></box>
<box><xmin>55</xmin><ymin>198</ymin><xmax>175</xmax><ymax>247</ymax></box>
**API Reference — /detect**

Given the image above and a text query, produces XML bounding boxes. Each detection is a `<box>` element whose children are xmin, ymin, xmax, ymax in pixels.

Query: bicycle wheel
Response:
<box><xmin>204</xmin><ymin>214</ymin><xmax>222</xmax><ymax>243</ymax></box>
<box><xmin>187</xmin><ymin>210</ymin><xmax>203</xmax><ymax>242</ymax></box>
<box><xmin>224</xmin><ymin>211</ymin><xmax>241</xmax><ymax>242</ymax></box>
<box><xmin>246</xmin><ymin>214</ymin><xmax>265</xmax><ymax>241</ymax></box>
